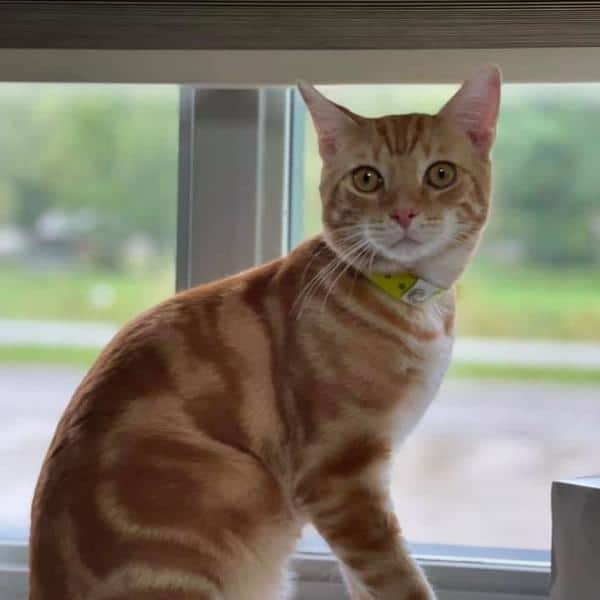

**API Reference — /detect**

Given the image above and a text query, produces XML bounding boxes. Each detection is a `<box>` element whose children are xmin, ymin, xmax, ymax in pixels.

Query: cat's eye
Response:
<box><xmin>352</xmin><ymin>166</ymin><xmax>383</xmax><ymax>193</ymax></box>
<box><xmin>425</xmin><ymin>161</ymin><xmax>457</xmax><ymax>189</ymax></box>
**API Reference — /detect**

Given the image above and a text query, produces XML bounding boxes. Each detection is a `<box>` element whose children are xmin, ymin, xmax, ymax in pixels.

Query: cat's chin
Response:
<box><xmin>322</xmin><ymin>231</ymin><xmax>432</xmax><ymax>276</ymax></box>
<box><xmin>368</xmin><ymin>238</ymin><xmax>436</xmax><ymax>268</ymax></box>
<box><xmin>363</xmin><ymin>251</ymin><xmax>423</xmax><ymax>276</ymax></box>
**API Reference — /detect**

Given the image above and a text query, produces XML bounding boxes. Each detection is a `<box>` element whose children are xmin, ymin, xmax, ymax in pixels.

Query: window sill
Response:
<box><xmin>294</xmin><ymin>528</ymin><xmax>550</xmax><ymax>599</ymax></box>
<box><xmin>0</xmin><ymin>541</ymin><xmax>27</xmax><ymax>599</ymax></box>
<box><xmin>293</xmin><ymin>553</ymin><xmax>550</xmax><ymax>600</ymax></box>
<box><xmin>1</xmin><ymin>539</ymin><xmax>550</xmax><ymax>600</ymax></box>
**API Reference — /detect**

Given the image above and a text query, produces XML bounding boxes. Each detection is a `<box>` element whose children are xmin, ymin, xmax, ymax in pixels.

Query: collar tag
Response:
<box><xmin>365</xmin><ymin>272</ymin><xmax>444</xmax><ymax>305</ymax></box>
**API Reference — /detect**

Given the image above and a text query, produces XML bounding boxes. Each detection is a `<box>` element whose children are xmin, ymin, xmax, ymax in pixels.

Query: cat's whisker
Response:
<box><xmin>367</xmin><ymin>247</ymin><xmax>377</xmax><ymax>273</ymax></box>
<box><xmin>331</xmin><ymin>228</ymin><xmax>369</xmax><ymax>241</ymax></box>
<box><xmin>298</xmin><ymin>241</ymin><xmax>329</xmax><ymax>290</ymax></box>
<box><xmin>294</xmin><ymin>230</ymin><xmax>373</xmax><ymax>318</ymax></box>
<box><xmin>301</xmin><ymin>240</ymin><xmax>362</xmax><ymax>318</ymax></box>
<box><xmin>294</xmin><ymin>243</ymin><xmax>361</xmax><ymax>319</ymax></box>
<box><xmin>293</xmin><ymin>261</ymin><xmax>337</xmax><ymax>318</ymax></box>
<box><xmin>348</xmin><ymin>243</ymin><xmax>373</xmax><ymax>298</ymax></box>
<box><xmin>319</xmin><ymin>239</ymin><xmax>372</xmax><ymax>314</ymax></box>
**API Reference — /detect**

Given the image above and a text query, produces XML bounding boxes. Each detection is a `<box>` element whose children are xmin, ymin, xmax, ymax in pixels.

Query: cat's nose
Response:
<box><xmin>391</xmin><ymin>208</ymin><xmax>419</xmax><ymax>229</ymax></box>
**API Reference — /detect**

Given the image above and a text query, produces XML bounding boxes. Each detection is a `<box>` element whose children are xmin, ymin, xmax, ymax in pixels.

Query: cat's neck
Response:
<box><xmin>293</xmin><ymin>236</ymin><xmax>460</xmax><ymax>316</ymax></box>
<box><xmin>317</xmin><ymin>233</ymin><xmax>477</xmax><ymax>292</ymax></box>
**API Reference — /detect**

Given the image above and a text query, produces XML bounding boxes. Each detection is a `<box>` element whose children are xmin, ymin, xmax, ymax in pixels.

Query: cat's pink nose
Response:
<box><xmin>391</xmin><ymin>208</ymin><xmax>419</xmax><ymax>229</ymax></box>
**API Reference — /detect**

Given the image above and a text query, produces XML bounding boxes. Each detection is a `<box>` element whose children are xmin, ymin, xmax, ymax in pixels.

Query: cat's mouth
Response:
<box><xmin>390</xmin><ymin>235</ymin><xmax>424</xmax><ymax>248</ymax></box>
<box><xmin>362</xmin><ymin>226</ymin><xmax>437</xmax><ymax>264</ymax></box>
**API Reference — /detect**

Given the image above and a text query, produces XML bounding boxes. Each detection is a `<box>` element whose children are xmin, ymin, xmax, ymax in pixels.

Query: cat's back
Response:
<box><xmin>29</xmin><ymin>256</ymin><xmax>301</xmax><ymax>600</ymax></box>
<box><xmin>35</xmin><ymin>252</ymin><xmax>290</xmax><ymax>473</ymax></box>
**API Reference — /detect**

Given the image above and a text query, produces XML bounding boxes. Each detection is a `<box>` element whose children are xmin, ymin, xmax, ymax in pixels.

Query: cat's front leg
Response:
<box><xmin>341</xmin><ymin>559</ymin><xmax>433</xmax><ymax>600</ymax></box>
<box><xmin>340</xmin><ymin>563</ymin><xmax>375</xmax><ymax>599</ymax></box>
<box><xmin>300</xmin><ymin>476</ymin><xmax>435</xmax><ymax>600</ymax></box>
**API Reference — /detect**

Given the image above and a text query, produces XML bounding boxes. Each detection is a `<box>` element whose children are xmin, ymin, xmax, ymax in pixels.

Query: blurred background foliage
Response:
<box><xmin>0</xmin><ymin>85</ymin><xmax>178</xmax><ymax>271</ymax></box>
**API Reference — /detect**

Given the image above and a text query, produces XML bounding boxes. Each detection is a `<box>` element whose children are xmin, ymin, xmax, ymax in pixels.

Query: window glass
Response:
<box><xmin>298</xmin><ymin>84</ymin><xmax>600</xmax><ymax>550</ymax></box>
<box><xmin>0</xmin><ymin>84</ymin><xmax>178</xmax><ymax>540</ymax></box>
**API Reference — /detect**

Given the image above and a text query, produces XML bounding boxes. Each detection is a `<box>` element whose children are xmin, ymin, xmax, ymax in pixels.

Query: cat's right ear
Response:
<box><xmin>297</xmin><ymin>81</ymin><xmax>358</xmax><ymax>161</ymax></box>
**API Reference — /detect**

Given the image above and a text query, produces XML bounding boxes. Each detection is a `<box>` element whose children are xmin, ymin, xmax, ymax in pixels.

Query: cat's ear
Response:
<box><xmin>297</xmin><ymin>80</ymin><xmax>359</xmax><ymax>161</ymax></box>
<box><xmin>439</xmin><ymin>65</ymin><xmax>502</xmax><ymax>156</ymax></box>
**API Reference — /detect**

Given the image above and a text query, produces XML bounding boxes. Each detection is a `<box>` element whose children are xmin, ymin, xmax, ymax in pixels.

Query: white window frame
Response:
<box><xmin>0</xmin><ymin>82</ymin><xmax>555</xmax><ymax>600</ymax></box>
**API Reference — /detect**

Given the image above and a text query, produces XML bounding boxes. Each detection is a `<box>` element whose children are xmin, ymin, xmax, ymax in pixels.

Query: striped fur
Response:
<box><xmin>30</xmin><ymin>68</ymin><xmax>500</xmax><ymax>600</ymax></box>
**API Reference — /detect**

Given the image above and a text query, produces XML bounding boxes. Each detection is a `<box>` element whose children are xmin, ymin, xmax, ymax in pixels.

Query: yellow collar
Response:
<box><xmin>365</xmin><ymin>272</ymin><xmax>446</xmax><ymax>305</ymax></box>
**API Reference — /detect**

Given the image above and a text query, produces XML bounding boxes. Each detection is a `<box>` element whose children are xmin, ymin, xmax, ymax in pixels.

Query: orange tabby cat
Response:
<box><xmin>30</xmin><ymin>66</ymin><xmax>501</xmax><ymax>600</ymax></box>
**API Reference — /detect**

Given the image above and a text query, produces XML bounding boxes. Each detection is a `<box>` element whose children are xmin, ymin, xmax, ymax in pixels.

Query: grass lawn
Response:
<box><xmin>0</xmin><ymin>345</ymin><xmax>100</xmax><ymax>367</ymax></box>
<box><xmin>449</xmin><ymin>362</ymin><xmax>600</xmax><ymax>385</ymax></box>
<box><xmin>456</xmin><ymin>261</ymin><xmax>600</xmax><ymax>341</ymax></box>
<box><xmin>0</xmin><ymin>265</ymin><xmax>173</xmax><ymax>324</ymax></box>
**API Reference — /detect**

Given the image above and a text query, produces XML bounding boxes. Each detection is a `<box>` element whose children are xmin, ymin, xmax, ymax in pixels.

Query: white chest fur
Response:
<box><xmin>391</xmin><ymin>327</ymin><xmax>454</xmax><ymax>447</ymax></box>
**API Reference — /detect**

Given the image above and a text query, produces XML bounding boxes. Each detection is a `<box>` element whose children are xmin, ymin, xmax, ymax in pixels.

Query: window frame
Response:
<box><xmin>0</xmin><ymin>530</ymin><xmax>552</xmax><ymax>599</ymax></box>
<box><xmin>0</xmin><ymin>84</ymin><xmax>553</xmax><ymax>600</ymax></box>
<box><xmin>176</xmin><ymin>86</ymin><xmax>291</xmax><ymax>288</ymax></box>
<box><xmin>292</xmin><ymin>551</ymin><xmax>550</xmax><ymax>600</ymax></box>
<box><xmin>0</xmin><ymin>542</ymin><xmax>27</xmax><ymax>599</ymax></box>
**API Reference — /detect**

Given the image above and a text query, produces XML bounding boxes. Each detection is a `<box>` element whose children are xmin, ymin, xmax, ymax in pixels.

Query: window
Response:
<box><xmin>296</xmin><ymin>83</ymin><xmax>600</xmax><ymax>556</ymax></box>
<box><xmin>1</xmin><ymin>82</ymin><xmax>573</xmax><ymax>600</ymax></box>
<box><xmin>5</xmin><ymin>79</ymin><xmax>590</xmax><ymax>599</ymax></box>
<box><xmin>6</xmin><ymin>79</ymin><xmax>600</xmax><ymax>600</ymax></box>
<box><xmin>3</xmin><ymin>7</ymin><xmax>599</xmax><ymax>598</ymax></box>
<box><xmin>0</xmin><ymin>83</ymin><xmax>178</xmax><ymax>541</ymax></box>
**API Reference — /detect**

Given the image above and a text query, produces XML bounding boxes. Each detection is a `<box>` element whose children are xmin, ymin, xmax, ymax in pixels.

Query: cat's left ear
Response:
<box><xmin>297</xmin><ymin>80</ymin><xmax>359</xmax><ymax>161</ymax></box>
<box><xmin>439</xmin><ymin>65</ymin><xmax>502</xmax><ymax>157</ymax></box>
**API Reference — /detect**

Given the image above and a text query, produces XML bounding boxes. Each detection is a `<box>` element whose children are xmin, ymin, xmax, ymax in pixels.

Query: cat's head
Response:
<box><xmin>299</xmin><ymin>66</ymin><xmax>501</xmax><ymax>284</ymax></box>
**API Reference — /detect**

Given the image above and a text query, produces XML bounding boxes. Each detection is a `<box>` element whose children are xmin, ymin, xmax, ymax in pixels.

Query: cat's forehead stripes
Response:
<box><xmin>371</xmin><ymin>114</ymin><xmax>433</xmax><ymax>158</ymax></box>
<box><xmin>373</xmin><ymin>118</ymin><xmax>400</xmax><ymax>156</ymax></box>
<box><xmin>406</xmin><ymin>114</ymin><xmax>426</xmax><ymax>155</ymax></box>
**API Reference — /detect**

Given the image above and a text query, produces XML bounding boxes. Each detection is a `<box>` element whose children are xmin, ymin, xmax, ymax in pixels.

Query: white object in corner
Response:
<box><xmin>551</xmin><ymin>476</ymin><xmax>600</xmax><ymax>600</ymax></box>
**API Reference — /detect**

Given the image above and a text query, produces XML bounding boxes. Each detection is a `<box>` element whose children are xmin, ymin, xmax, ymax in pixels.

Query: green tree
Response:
<box><xmin>0</xmin><ymin>84</ymin><xmax>178</xmax><ymax>268</ymax></box>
